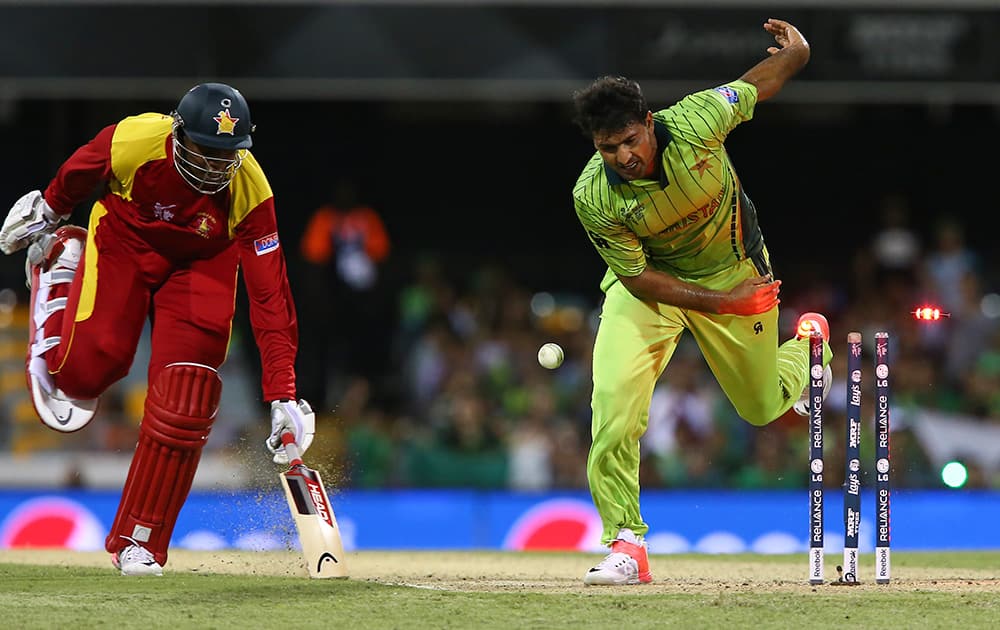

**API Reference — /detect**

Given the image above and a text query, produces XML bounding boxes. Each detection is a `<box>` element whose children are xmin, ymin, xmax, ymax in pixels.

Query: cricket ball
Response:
<box><xmin>537</xmin><ymin>342</ymin><xmax>564</xmax><ymax>369</ymax></box>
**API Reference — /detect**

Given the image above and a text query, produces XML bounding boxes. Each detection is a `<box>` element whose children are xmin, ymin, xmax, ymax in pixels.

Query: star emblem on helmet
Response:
<box><xmin>213</xmin><ymin>109</ymin><xmax>239</xmax><ymax>136</ymax></box>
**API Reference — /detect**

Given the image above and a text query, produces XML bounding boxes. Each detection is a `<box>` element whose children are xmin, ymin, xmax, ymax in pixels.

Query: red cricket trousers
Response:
<box><xmin>46</xmin><ymin>203</ymin><xmax>238</xmax><ymax>399</ymax></box>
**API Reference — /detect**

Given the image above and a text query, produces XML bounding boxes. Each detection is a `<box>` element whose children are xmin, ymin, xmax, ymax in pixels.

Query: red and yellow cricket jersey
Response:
<box><xmin>42</xmin><ymin>113</ymin><xmax>298</xmax><ymax>401</ymax></box>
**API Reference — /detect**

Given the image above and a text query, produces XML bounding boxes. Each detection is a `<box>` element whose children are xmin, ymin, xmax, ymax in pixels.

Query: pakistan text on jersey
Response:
<box><xmin>655</xmin><ymin>185</ymin><xmax>728</xmax><ymax>236</ymax></box>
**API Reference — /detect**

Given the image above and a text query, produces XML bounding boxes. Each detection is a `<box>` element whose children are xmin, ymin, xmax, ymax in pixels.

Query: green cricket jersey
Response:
<box><xmin>575</xmin><ymin>81</ymin><xmax>832</xmax><ymax>545</ymax></box>
<box><xmin>573</xmin><ymin>80</ymin><xmax>768</xmax><ymax>291</ymax></box>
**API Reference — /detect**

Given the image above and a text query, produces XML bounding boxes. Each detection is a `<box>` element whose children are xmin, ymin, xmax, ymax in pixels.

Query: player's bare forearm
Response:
<box><xmin>739</xmin><ymin>18</ymin><xmax>810</xmax><ymax>102</ymax></box>
<box><xmin>617</xmin><ymin>268</ymin><xmax>780</xmax><ymax>316</ymax></box>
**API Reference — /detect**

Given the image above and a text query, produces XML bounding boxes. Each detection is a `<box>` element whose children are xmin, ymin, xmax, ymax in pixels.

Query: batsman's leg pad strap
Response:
<box><xmin>106</xmin><ymin>363</ymin><xmax>222</xmax><ymax>565</ymax></box>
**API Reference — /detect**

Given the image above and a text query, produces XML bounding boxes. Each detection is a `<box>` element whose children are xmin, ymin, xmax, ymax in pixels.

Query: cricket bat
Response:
<box><xmin>279</xmin><ymin>430</ymin><xmax>348</xmax><ymax>578</ymax></box>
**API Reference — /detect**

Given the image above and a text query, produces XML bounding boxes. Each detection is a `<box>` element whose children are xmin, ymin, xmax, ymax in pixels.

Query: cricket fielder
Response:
<box><xmin>570</xmin><ymin>19</ymin><xmax>833</xmax><ymax>585</ymax></box>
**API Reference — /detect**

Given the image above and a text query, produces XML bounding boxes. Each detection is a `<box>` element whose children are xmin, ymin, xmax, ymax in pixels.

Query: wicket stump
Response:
<box><xmin>875</xmin><ymin>332</ymin><xmax>892</xmax><ymax>584</ymax></box>
<box><xmin>808</xmin><ymin>331</ymin><xmax>825</xmax><ymax>585</ymax></box>
<box><xmin>843</xmin><ymin>332</ymin><xmax>862</xmax><ymax>583</ymax></box>
<box><xmin>807</xmin><ymin>330</ymin><xmax>891</xmax><ymax>585</ymax></box>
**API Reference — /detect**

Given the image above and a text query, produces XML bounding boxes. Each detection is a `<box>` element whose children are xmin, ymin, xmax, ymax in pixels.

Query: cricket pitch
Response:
<box><xmin>2</xmin><ymin>549</ymin><xmax>998</xmax><ymax>594</ymax></box>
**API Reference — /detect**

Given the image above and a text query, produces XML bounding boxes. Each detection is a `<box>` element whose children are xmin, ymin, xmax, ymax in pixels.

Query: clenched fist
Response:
<box><xmin>266</xmin><ymin>399</ymin><xmax>316</xmax><ymax>465</ymax></box>
<box><xmin>719</xmin><ymin>275</ymin><xmax>781</xmax><ymax>316</ymax></box>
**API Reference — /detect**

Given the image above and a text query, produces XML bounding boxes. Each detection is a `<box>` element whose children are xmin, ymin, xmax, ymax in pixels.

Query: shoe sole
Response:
<box><xmin>120</xmin><ymin>566</ymin><xmax>163</xmax><ymax>577</ymax></box>
<box><xmin>583</xmin><ymin>571</ymin><xmax>653</xmax><ymax>586</ymax></box>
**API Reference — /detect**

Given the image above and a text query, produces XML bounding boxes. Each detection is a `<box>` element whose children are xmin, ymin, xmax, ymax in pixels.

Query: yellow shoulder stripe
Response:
<box><xmin>109</xmin><ymin>114</ymin><xmax>173</xmax><ymax>202</ymax></box>
<box><xmin>228</xmin><ymin>152</ymin><xmax>273</xmax><ymax>236</ymax></box>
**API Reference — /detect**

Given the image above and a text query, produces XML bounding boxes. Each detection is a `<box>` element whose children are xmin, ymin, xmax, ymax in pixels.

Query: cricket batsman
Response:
<box><xmin>0</xmin><ymin>83</ymin><xmax>316</xmax><ymax>575</ymax></box>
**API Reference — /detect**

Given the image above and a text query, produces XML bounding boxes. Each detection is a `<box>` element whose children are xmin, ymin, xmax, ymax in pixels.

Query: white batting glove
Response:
<box><xmin>0</xmin><ymin>190</ymin><xmax>65</xmax><ymax>255</ymax></box>
<box><xmin>267</xmin><ymin>399</ymin><xmax>315</xmax><ymax>465</ymax></box>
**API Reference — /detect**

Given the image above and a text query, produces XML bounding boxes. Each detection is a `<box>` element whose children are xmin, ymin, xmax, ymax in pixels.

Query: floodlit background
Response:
<box><xmin>0</xmin><ymin>0</ymin><xmax>998</xmax><ymax>554</ymax></box>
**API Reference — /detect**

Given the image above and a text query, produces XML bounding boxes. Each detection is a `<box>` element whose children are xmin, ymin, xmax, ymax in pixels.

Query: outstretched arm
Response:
<box><xmin>617</xmin><ymin>267</ymin><xmax>781</xmax><ymax>316</ymax></box>
<box><xmin>235</xmin><ymin>199</ymin><xmax>300</xmax><ymax>402</ymax></box>
<box><xmin>739</xmin><ymin>18</ymin><xmax>810</xmax><ymax>103</ymax></box>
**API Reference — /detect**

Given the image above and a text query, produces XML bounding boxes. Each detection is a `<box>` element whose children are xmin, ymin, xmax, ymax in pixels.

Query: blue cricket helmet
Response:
<box><xmin>173</xmin><ymin>82</ymin><xmax>254</xmax><ymax>150</ymax></box>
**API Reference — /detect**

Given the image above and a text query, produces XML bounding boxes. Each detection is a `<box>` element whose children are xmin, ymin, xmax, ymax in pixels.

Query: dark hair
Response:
<box><xmin>571</xmin><ymin>76</ymin><xmax>648</xmax><ymax>138</ymax></box>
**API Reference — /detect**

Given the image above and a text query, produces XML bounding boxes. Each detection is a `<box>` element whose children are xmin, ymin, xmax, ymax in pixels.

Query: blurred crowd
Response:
<box><xmin>291</xmin><ymin>190</ymin><xmax>1000</xmax><ymax>492</ymax></box>
<box><xmin>3</xmin><ymin>190</ymin><xmax>999</xmax><ymax>492</ymax></box>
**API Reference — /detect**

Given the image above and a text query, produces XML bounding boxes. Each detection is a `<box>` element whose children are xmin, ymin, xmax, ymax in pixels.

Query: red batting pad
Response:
<box><xmin>105</xmin><ymin>363</ymin><xmax>221</xmax><ymax>565</ymax></box>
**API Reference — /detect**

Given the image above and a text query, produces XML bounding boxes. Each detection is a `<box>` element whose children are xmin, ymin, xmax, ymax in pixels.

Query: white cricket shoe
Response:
<box><xmin>583</xmin><ymin>528</ymin><xmax>652</xmax><ymax>585</ymax></box>
<box><xmin>111</xmin><ymin>536</ymin><xmax>163</xmax><ymax>576</ymax></box>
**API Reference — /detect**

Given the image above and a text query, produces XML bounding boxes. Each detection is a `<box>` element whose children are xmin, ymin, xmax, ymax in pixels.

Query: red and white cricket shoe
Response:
<box><xmin>583</xmin><ymin>528</ymin><xmax>652</xmax><ymax>585</ymax></box>
<box><xmin>793</xmin><ymin>311</ymin><xmax>832</xmax><ymax>416</ymax></box>
<box><xmin>111</xmin><ymin>536</ymin><xmax>163</xmax><ymax>576</ymax></box>
<box><xmin>25</xmin><ymin>225</ymin><xmax>98</xmax><ymax>432</ymax></box>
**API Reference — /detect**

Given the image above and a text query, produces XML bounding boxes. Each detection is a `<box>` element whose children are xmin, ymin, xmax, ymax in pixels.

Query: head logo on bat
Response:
<box><xmin>278</xmin><ymin>431</ymin><xmax>348</xmax><ymax>579</ymax></box>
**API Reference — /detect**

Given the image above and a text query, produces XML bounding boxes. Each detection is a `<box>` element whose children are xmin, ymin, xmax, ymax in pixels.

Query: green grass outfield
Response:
<box><xmin>1</xmin><ymin>549</ymin><xmax>998</xmax><ymax>629</ymax></box>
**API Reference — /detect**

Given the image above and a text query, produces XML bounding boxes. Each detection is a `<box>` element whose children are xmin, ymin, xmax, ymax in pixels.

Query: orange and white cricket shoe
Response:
<box><xmin>583</xmin><ymin>528</ymin><xmax>652</xmax><ymax>585</ymax></box>
<box><xmin>25</xmin><ymin>225</ymin><xmax>98</xmax><ymax>432</ymax></box>
<box><xmin>793</xmin><ymin>311</ymin><xmax>832</xmax><ymax>416</ymax></box>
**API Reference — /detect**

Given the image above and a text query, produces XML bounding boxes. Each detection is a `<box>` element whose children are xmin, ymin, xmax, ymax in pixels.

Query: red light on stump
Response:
<box><xmin>913</xmin><ymin>306</ymin><xmax>950</xmax><ymax>320</ymax></box>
